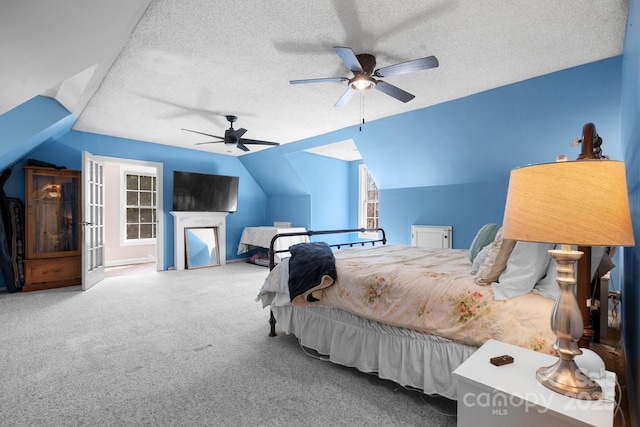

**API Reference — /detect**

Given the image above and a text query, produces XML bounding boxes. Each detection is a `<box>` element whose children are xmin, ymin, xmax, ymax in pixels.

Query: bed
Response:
<box><xmin>255</xmin><ymin>125</ymin><xmax>616</xmax><ymax>400</ymax></box>
<box><xmin>256</xmin><ymin>225</ymin><xmax>608</xmax><ymax>400</ymax></box>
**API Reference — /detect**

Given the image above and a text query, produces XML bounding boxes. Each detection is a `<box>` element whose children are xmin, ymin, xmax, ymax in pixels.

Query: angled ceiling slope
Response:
<box><xmin>2</xmin><ymin>1</ymin><xmax>629</xmax><ymax>158</ymax></box>
<box><xmin>0</xmin><ymin>0</ymin><xmax>151</xmax><ymax>117</ymax></box>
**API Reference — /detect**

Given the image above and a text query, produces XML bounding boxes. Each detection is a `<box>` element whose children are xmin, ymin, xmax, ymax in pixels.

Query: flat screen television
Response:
<box><xmin>172</xmin><ymin>171</ymin><xmax>239</xmax><ymax>212</ymax></box>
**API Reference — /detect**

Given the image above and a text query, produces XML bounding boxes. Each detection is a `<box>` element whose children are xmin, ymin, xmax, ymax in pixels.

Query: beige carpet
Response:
<box><xmin>0</xmin><ymin>262</ymin><xmax>457</xmax><ymax>426</ymax></box>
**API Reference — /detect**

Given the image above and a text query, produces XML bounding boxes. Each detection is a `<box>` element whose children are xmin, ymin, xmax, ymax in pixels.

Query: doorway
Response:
<box><xmin>99</xmin><ymin>156</ymin><xmax>163</xmax><ymax>277</ymax></box>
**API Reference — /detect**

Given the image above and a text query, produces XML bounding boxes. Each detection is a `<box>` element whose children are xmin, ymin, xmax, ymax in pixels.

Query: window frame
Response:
<box><xmin>120</xmin><ymin>165</ymin><xmax>158</xmax><ymax>246</ymax></box>
<box><xmin>358</xmin><ymin>164</ymin><xmax>379</xmax><ymax>239</ymax></box>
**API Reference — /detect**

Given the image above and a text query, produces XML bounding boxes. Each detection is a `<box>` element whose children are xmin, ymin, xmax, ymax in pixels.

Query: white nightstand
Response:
<box><xmin>453</xmin><ymin>339</ymin><xmax>616</xmax><ymax>427</ymax></box>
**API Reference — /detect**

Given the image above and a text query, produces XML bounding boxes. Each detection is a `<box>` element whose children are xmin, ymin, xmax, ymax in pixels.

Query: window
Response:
<box><xmin>358</xmin><ymin>164</ymin><xmax>378</xmax><ymax>237</ymax></box>
<box><xmin>122</xmin><ymin>170</ymin><xmax>157</xmax><ymax>244</ymax></box>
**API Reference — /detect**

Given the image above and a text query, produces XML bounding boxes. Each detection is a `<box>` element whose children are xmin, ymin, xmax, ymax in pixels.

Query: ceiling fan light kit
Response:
<box><xmin>183</xmin><ymin>48</ymin><xmax>438</xmax><ymax>152</ymax></box>
<box><xmin>290</xmin><ymin>46</ymin><xmax>439</xmax><ymax>107</ymax></box>
<box><xmin>350</xmin><ymin>75</ymin><xmax>376</xmax><ymax>91</ymax></box>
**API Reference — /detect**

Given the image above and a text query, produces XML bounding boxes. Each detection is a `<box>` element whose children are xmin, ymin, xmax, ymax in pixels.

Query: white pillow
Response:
<box><xmin>469</xmin><ymin>223</ymin><xmax>500</xmax><ymax>262</ymax></box>
<box><xmin>491</xmin><ymin>241</ymin><xmax>555</xmax><ymax>300</ymax></box>
<box><xmin>531</xmin><ymin>244</ymin><xmax>560</xmax><ymax>300</ymax></box>
<box><xmin>475</xmin><ymin>228</ymin><xmax>517</xmax><ymax>285</ymax></box>
<box><xmin>533</xmin><ymin>246</ymin><xmax>608</xmax><ymax>300</ymax></box>
<box><xmin>471</xmin><ymin>243</ymin><xmax>492</xmax><ymax>275</ymax></box>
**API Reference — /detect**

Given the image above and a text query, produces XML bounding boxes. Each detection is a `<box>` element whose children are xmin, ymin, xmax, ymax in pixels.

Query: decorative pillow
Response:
<box><xmin>491</xmin><ymin>242</ymin><xmax>555</xmax><ymax>300</ymax></box>
<box><xmin>469</xmin><ymin>223</ymin><xmax>500</xmax><ymax>262</ymax></box>
<box><xmin>475</xmin><ymin>228</ymin><xmax>517</xmax><ymax>285</ymax></box>
<box><xmin>533</xmin><ymin>246</ymin><xmax>609</xmax><ymax>300</ymax></box>
<box><xmin>471</xmin><ymin>243</ymin><xmax>491</xmax><ymax>275</ymax></box>
<box><xmin>532</xmin><ymin>245</ymin><xmax>560</xmax><ymax>300</ymax></box>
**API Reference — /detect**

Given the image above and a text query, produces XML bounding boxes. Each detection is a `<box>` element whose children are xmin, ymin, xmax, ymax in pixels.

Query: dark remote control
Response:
<box><xmin>490</xmin><ymin>355</ymin><xmax>514</xmax><ymax>366</ymax></box>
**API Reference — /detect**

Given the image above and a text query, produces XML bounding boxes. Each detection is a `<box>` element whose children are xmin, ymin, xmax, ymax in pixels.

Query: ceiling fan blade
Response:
<box><xmin>231</xmin><ymin>128</ymin><xmax>248</xmax><ymax>140</ymax></box>
<box><xmin>236</xmin><ymin>142</ymin><xmax>250</xmax><ymax>152</ymax></box>
<box><xmin>290</xmin><ymin>77</ymin><xmax>348</xmax><ymax>85</ymax></box>
<box><xmin>375</xmin><ymin>81</ymin><xmax>415</xmax><ymax>103</ymax></box>
<box><xmin>182</xmin><ymin>128</ymin><xmax>225</xmax><ymax>140</ymax></box>
<box><xmin>334</xmin><ymin>87</ymin><xmax>357</xmax><ymax>108</ymax></box>
<box><xmin>333</xmin><ymin>46</ymin><xmax>363</xmax><ymax>73</ymax></box>
<box><xmin>195</xmin><ymin>141</ymin><xmax>224</xmax><ymax>145</ymax></box>
<box><xmin>239</xmin><ymin>138</ymin><xmax>280</xmax><ymax>146</ymax></box>
<box><xmin>374</xmin><ymin>56</ymin><xmax>439</xmax><ymax>77</ymax></box>
<box><xmin>195</xmin><ymin>141</ymin><xmax>225</xmax><ymax>145</ymax></box>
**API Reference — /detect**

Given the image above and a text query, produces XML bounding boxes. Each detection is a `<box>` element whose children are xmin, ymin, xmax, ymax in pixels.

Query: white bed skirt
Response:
<box><xmin>272</xmin><ymin>304</ymin><xmax>478</xmax><ymax>400</ymax></box>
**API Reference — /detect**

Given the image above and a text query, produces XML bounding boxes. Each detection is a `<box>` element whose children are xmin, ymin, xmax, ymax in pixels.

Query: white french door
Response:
<box><xmin>81</xmin><ymin>151</ymin><xmax>105</xmax><ymax>290</ymax></box>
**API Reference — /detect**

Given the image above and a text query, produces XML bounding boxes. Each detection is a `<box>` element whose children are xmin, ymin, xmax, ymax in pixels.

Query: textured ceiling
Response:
<box><xmin>60</xmin><ymin>0</ymin><xmax>629</xmax><ymax>156</ymax></box>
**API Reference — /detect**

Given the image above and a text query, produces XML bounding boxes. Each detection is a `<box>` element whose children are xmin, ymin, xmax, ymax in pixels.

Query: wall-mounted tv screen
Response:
<box><xmin>172</xmin><ymin>171</ymin><xmax>239</xmax><ymax>212</ymax></box>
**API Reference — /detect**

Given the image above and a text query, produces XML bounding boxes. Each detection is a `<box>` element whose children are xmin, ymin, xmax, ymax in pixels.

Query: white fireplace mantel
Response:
<box><xmin>170</xmin><ymin>211</ymin><xmax>229</xmax><ymax>270</ymax></box>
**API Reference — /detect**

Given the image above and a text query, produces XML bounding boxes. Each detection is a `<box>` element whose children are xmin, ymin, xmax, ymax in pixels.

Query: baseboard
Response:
<box><xmin>105</xmin><ymin>256</ymin><xmax>156</xmax><ymax>268</ymax></box>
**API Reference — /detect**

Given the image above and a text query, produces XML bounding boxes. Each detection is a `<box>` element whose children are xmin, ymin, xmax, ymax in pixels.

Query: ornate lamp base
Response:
<box><xmin>540</xmin><ymin>248</ymin><xmax>603</xmax><ymax>400</ymax></box>
<box><xmin>537</xmin><ymin>359</ymin><xmax>602</xmax><ymax>400</ymax></box>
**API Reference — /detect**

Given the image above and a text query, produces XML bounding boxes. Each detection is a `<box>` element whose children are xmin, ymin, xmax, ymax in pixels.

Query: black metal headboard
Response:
<box><xmin>268</xmin><ymin>228</ymin><xmax>387</xmax><ymax>270</ymax></box>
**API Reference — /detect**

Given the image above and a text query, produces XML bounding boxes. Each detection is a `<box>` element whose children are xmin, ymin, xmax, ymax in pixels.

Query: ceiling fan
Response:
<box><xmin>182</xmin><ymin>115</ymin><xmax>280</xmax><ymax>152</ymax></box>
<box><xmin>290</xmin><ymin>46</ymin><xmax>439</xmax><ymax>107</ymax></box>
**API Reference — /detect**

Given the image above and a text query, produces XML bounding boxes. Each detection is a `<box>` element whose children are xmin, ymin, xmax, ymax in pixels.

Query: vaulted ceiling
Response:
<box><xmin>0</xmin><ymin>0</ymin><xmax>629</xmax><ymax>156</ymax></box>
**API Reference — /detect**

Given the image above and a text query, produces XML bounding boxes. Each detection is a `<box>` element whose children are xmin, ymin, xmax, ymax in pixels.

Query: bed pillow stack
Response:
<box><xmin>473</xmin><ymin>228</ymin><xmax>517</xmax><ymax>285</ymax></box>
<box><xmin>471</xmin><ymin>243</ymin><xmax>492</xmax><ymax>274</ymax></box>
<box><xmin>490</xmin><ymin>241</ymin><xmax>555</xmax><ymax>300</ymax></box>
<box><xmin>472</xmin><ymin>225</ymin><xmax>553</xmax><ymax>300</ymax></box>
<box><xmin>533</xmin><ymin>246</ymin><xmax>609</xmax><ymax>300</ymax></box>
<box><xmin>469</xmin><ymin>223</ymin><xmax>500</xmax><ymax>263</ymax></box>
<box><xmin>472</xmin><ymin>223</ymin><xmax>612</xmax><ymax>301</ymax></box>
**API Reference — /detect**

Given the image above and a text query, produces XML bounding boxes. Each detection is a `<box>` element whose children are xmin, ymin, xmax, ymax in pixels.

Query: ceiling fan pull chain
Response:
<box><xmin>360</xmin><ymin>93</ymin><xmax>365</xmax><ymax>131</ymax></box>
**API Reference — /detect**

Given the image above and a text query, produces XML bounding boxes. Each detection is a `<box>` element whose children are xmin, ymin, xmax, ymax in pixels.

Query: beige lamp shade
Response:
<box><xmin>502</xmin><ymin>160</ymin><xmax>634</xmax><ymax>247</ymax></box>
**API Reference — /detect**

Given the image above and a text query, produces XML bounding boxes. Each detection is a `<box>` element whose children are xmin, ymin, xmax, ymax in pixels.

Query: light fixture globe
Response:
<box><xmin>349</xmin><ymin>75</ymin><xmax>376</xmax><ymax>91</ymax></box>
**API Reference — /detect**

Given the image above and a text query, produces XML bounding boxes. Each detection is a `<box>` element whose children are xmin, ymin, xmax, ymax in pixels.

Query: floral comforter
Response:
<box><xmin>258</xmin><ymin>244</ymin><xmax>556</xmax><ymax>354</ymax></box>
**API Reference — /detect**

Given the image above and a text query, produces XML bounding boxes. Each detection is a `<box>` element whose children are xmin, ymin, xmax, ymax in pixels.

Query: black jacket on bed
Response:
<box><xmin>288</xmin><ymin>241</ymin><xmax>337</xmax><ymax>306</ymax></box>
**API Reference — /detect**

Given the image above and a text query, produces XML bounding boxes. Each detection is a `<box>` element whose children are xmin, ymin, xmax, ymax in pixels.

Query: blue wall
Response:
<box><xmin>0</xmin><ymin>96</ymin><xmax>75</xmax><ymax>170</ymax></box>
<box><xmin>242</xmin><ymin>56</ymin><xmax>623</xmax><ymax>251</ymax></box>
<box><xmin>1</xmin><ymin>50</ymin><xmax>635</xmax><ymax>418</ymax></box>
<box><xmin>2</xmin><ymin>128</ymin><xmax>268</xmax><ymax>269</ymax></box>
<box><xmin>1</xmin><ymin>57</ymin><xmax>625</xmax><ymax>266</ymax></box>
<box><xmin>620</xmin><ymin>0</ymin><xmax>640</xmax><ymax>422</ymax></box>
<box><xmin>380</xmin><ymin>180</ymin><xmax>509</xmax><ymax>248</ymax></box>
<box><xmin>360</xmin><ymin>57</ymin><xmax>623</xmax><ymax>250</ymax></box>
<box><xmin>287</xmin><ymin>151</ymin><xmax>351</xmax><ymax>245</ymax></box>
<box><xmin>266</xmin><ymin>195</ymin><xmax>310</xmax><ymax>230</ymax></box>
<box><xmin>356</xmin><ymin>58</ymin><xmax>622</xmax><ymax>190</ymax></box>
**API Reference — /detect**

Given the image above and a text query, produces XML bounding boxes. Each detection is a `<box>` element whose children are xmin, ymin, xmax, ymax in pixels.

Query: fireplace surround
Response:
<box><xmin>170</xmin><ymin>211</ymin><xmax>229</xmax><ymax>270</ymax></box>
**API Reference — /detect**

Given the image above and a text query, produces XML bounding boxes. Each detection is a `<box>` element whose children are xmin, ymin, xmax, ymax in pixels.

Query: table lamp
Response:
<box><xmin>501</xmin><ymin>155</ymin><xmax>634</xmax><ymax>399</ymax></box>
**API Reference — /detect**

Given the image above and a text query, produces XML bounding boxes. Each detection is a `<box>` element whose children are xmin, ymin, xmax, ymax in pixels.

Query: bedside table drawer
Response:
<box><xmin>25</xmin><ymin>257</ymin><xmax>81</xmax><ymax>283</ymax></box>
